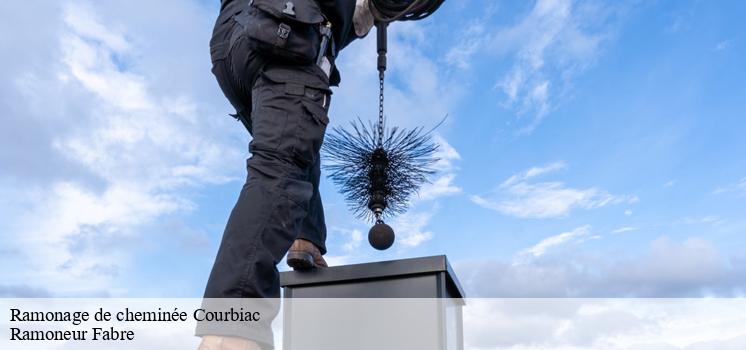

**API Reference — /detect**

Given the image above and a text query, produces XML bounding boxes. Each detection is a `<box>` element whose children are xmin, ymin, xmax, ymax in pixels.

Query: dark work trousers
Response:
<box><xmin>196</xmin><ymin>12</ymin><xmax>332</xmax><ymax>349</ymax></box>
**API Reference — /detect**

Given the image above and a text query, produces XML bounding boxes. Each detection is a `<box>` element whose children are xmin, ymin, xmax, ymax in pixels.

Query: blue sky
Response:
<box><xmin>1</xmin><ymin>0</ymin><xmax>745</xmax><ymax>298</ymax></box>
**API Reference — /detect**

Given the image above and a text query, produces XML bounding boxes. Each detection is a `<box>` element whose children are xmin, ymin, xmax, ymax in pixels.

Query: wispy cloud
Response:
<box><xmin>418</xmin><ymin>174</ymin><xmax>461</xmax><ymax>201</ymax></box>
<box><xmin>520</xmin><ymin>225</ymin><xmax>592</xmax><ymax>258</ymax></box>
<box><xmin>443</xmin><ymin>0</ymin><xmax>630</xmax><ymax>132</ymax></box>
<box><xmin>459</xmin><ymin>237</ymin><xmax>746</xmax><ymax>297</ymax></box>
<box><xmin>677</xmin><ymin>215</ymin><xmax>726</xmax><ymax>226</ymax></box>
<box><xmin>342</xmin><ymin>229</ymin><xmax>364</xmax><ymax>253</ymax></box>
<box><xmin>502</xmin><ymin>161</ymin><xmax>567</xmax><ymax>187</ymax></box>
<box><xmin>417</xmin><ymin>135</ymin><xmax>462</xmax><ymax>201</ymax></box>
<box><xmin>471</xmin><ymin>162</ymin><xmax>637</xmax><ymax>219</ymax></box>
<box><xmin>612</xmin><ymin>226</ymin><xmax>639</xmax><ymax>234</ymax></box>
<box><xmin>391</xmin><ymin>210</ymin><xmax>435</xmax><ymax>248</ymax></box>
<box><xmin>714</xmin><ymin>177</ymin><xmax>746</xmax><ymax>196</ymax></box>
<box><xmin>321</xmin><ymin>228</ymin><xmax>365</xmax><ymax>267</ymax></box>
<box><xmin>445</xmin><ymin>21</ymin><xmax>487</xmax><ymax>69</ymax></box>
<box><xmin>445</xmin><ymin>0</ymin><xmax>624</xmax><ymax>133</ymax></box>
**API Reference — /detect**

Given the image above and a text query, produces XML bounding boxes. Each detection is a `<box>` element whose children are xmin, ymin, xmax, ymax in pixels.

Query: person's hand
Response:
<box><xmin>353</xmin><ymin>0</ymin><xmax>375</xmax><ymax>37</ymax></box>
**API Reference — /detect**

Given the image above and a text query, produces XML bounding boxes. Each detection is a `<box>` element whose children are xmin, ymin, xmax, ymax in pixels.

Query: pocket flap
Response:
<box><xmin>301</xmin><ymin>99</ymin><xmax>329</xmax><ymax>126</ymax></box>
<box><xmin>261</xmin><ymin>66</ymin><xmax>331</xmax><ymax>93</ymax></box>
<box><xmin>253</xmin><ymin>0</ymin><xmax>324</xmax><ymax>24</ymax></box>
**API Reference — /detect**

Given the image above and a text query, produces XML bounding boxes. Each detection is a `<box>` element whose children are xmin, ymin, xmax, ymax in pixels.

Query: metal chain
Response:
<box><xmin>377</xmin><ymin>72</ymin><xmax>385</xmax><ymax>147</ymax></box>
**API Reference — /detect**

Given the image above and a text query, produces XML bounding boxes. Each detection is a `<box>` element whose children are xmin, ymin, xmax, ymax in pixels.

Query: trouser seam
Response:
<box><xmin>236</xmin><ymin>183</ymin><xmax>276</xmax><ymax>296</ymax></box>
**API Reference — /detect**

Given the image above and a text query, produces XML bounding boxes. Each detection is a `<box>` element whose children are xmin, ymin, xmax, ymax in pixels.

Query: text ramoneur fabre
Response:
<box><xmin>8</xmin><ymin>307</ymin><xmax>261</xmax><ymax>341</ymax></box>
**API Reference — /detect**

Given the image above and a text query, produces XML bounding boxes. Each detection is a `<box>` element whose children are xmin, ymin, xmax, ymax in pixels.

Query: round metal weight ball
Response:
<box><xmin>368</xmin><ymin>223</ymin><xmax>395</xmax><ymax>250</ymax></box>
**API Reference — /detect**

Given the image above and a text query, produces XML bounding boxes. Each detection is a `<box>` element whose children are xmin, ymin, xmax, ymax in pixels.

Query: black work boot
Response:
<box><xmin>286</xmin><ymin>239</ymin><xmax>328</xmax><ymax>270</ymax></box>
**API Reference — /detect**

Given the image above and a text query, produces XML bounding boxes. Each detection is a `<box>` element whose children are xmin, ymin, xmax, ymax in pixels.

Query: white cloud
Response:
<box><xmin>63</xmin><ymin>3</ymin><xmax>130</xmax><ymax>52</ymax></box>
<box><xmin>471</xmin><ymin>162</ymin><xmax>636</xmax><ymax>219</ymax></box>
<box><xmin>444</xmin><ymin>21</ymin><xmax>486</xmax><ymax>69</ymax></box>
<box><xmin>418</xmin><ymin>136</ymin><xmax>462</xmax><ymax>201</ymax></box>
<box><xmin>390</xmin><ymin>210</ymin><xmax>435</xmax><ymax>248</ymax></box>
<box><xmin>446</xmin><ymin>0</ymin><xmax>622</xmax><ymax>132</ymax></box>
<box><xmin>419</xmin><ymin>174</ymin><xmax>461</xmax><ymax>201</ymax></box>
<box><xmin>494</xmin><ymin>0</ymin><xmax>610</xmax><ymax>132</ymax></box>
<box><xmin>521</xmin><ymin>225</ymin><xmax>592</xmax><ymax>258</ymax></box>
<box><xmin>502</xmin><ymin>161</ymin><xmax>567</xmax><ymax>187</ymax></box>
<box><xmin>462</xmin><ymin>299</ymin><xmax>746</xmax><ymax>350</ymax></box>
<box><xmin>322</xmin><ymin>255</ymin><xmax>354</xmax><ymax>267</ymax></box>
<box><xmin>431</xmin><ymin>135</ymin><xmax>461</xmax><ymax>172</ymax></box>
<box><xmin>678</xmin><ymin>216</ymin><xmax>726</xmax><ymax>226</ymax></box>
<box><xmin>0</xmin><ymin>1</ymin><xmax>242</xmax><ymax>296</ymax></box>
<box><xmin>458</xmin><ymin>237</ymin><xmax>746</xmax><ymax>298</ymax></box>
<box><xmin>320</xmin><ymin>227</ymin><xmax>368</xmax><ymax>266</ymax></box>
<box><xmin>714</xmin><ymin>177</ymin><xmax>746</xmax><ymax>196</ymax></box>
<box><xmin>612</xmin><ymin>226</ymin><xmax>638</xmax><ymax>234</ymax></box>
<box><xmin>342</xmin><ymin>229</ymin><xmax>364</xmax><ymax>253</ymax></box>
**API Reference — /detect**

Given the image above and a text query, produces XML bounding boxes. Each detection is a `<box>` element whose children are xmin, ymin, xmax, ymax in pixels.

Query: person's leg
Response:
<box><xmin>197</xmin><ymin>65</ymin><xmax>285</xmax><ymax>348</ymax></box>
<box><xmin>287</xmin><ymin>155</ymin><xmax>329</xmax><ymax>269</ymax></box>
<box><xmin>298</xmin><ymin>155</ymin><xmax>327</xmax><ymax>253</ymax></box>
<box><xmin>198</xmin><ymin>61</ymin><xmax>330</xmax><ymax>348</ymax></box>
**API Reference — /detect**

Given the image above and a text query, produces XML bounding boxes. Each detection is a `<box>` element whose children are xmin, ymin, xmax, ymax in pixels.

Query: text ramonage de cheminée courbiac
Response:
<box><xmin>10</xmin><ymin>307</ymin><xmax>261</xmax><ymax>324</ymax></box>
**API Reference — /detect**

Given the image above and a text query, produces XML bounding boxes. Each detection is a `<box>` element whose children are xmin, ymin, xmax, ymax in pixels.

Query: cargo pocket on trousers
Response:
<box><xmin>249</xmin><ymin>76</ymin><xmax>292</xmax><ymax>154</ymax></box>
<box><xmin>291</xmin><ymin>97</ymin><xmax>329</xmax><ymax>167</ymax></box>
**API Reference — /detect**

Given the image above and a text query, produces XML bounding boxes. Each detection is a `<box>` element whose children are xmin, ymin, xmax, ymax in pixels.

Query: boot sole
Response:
<box><xmin>287</xmin><ymin>251</ymin><xmax>316</xmax><ymax>270</ymax></box>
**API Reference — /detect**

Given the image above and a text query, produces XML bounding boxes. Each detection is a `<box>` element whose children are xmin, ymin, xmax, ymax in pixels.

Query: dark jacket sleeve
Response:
<box><xmin>317</xmin><ymin>0</ymin><xmax>360</xmax><ymax>52</ymax></box>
